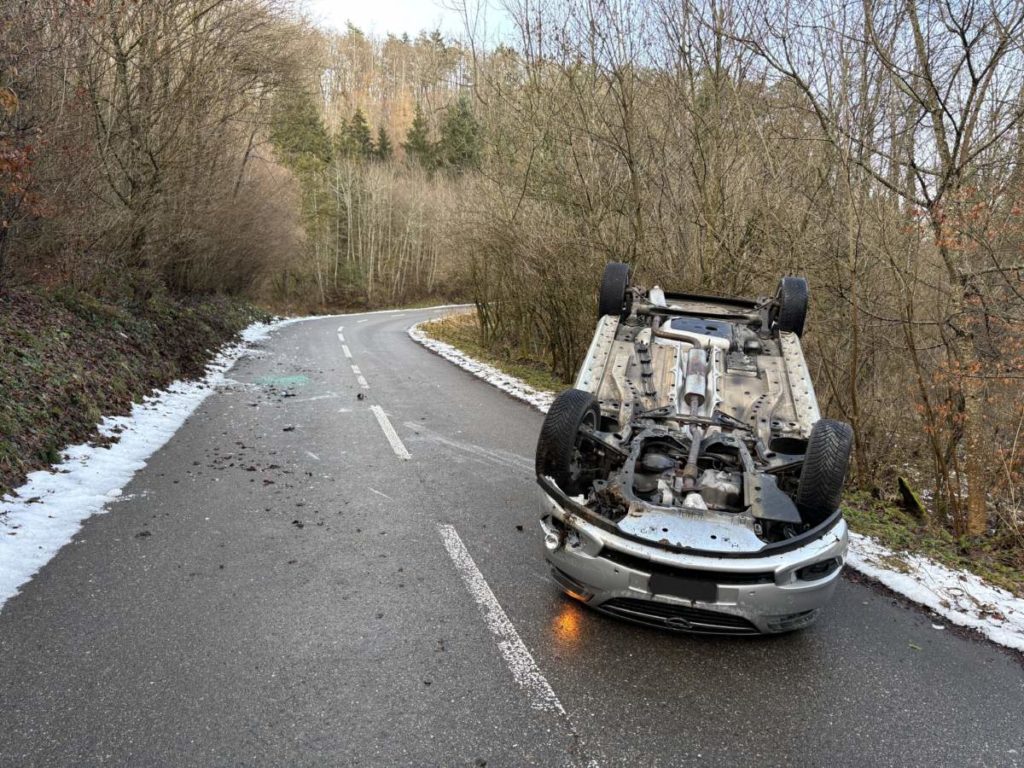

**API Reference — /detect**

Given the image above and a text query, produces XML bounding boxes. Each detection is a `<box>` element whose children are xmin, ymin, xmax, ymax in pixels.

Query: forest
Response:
<box><xmin>1</xmin><ymin>0</ymin><xmax>1023</xmax><ymax>568</ymax></box>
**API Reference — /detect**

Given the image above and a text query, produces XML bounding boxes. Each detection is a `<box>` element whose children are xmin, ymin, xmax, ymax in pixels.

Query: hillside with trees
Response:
<box><xmin>1</xmin><ymin>1</ymin><xmax>1023</xmax><ymax>577</ymax></box>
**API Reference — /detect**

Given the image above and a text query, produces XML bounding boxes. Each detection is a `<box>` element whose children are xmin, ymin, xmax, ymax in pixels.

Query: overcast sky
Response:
<box><xmin>302</xmin><ymin>0</ymin><xmax>506</xmax><ymax>40</ymax></box>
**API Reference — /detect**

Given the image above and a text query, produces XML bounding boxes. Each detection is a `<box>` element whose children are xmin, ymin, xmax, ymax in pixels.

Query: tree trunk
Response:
<box><xmin>963</xmin><ymin>370</ymin><xmax>989</xmax><ymax>535</ymax></box>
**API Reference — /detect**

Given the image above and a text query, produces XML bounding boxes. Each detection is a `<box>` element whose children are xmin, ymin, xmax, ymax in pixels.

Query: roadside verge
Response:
<box><xmin>0</xmin><ymin>319</ymin><xmax>287</xmax><ymax>609</ymax></box>
<box><xmin>409</xmin><ymin>312</ymin><xmax>1024</xmax><ymax>653</ymax></box>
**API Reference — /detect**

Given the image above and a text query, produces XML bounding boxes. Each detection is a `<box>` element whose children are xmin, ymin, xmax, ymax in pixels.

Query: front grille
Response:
<box><xmin>764</xmin><ymin>610</ymin><xmax>818</xmax><ymax>632</ymax></box>
<box><xmin>600</xmin><ymin>597</ymin><xmax>760</xmax><ymax>635</ymax></box>
<box><xmin>598</xmin><ymin>548</ymin><xmax>775</xmax><ymax>585</ymax></box>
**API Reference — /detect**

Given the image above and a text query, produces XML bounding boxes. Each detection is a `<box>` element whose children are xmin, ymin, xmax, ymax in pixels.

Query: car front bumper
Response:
<box><xmin>539</xmin><ymin>490</ymin><xmax>849</xmax><ymax>635</ymax></box>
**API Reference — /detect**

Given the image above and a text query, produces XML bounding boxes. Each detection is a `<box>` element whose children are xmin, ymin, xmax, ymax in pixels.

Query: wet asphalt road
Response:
<box><xmin>1</xmin><ymin>307</ymin><xmax>1022</xmax><ymax>768</ymax></box>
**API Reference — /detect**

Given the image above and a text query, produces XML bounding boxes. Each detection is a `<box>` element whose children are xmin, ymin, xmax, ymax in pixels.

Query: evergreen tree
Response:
<box><xmin>333</xmin><ymin>117</ymin><xmax>355</xmax><ymax>158</ymax></box>
<box><xmin>402</xmin><ymin>102</ymin><xmax>433</xmax><ymax>169</ymax></box>
<box><xmin>427</xmin><ymin>30</ymin><xmax>445</xmax><ymax>51</ymax></box>
<box><xmin>269</xmin><ymin>87</ymin><xmax>332</xmax><ymax>171</ymax></box>
<box><xmin>375</xmin><ymin>126</ymin><xmax>393</xmax><ymax>161</ymax></box>
<box><xmin>348</xmin><ymin>108</ymin><xmax>374</xmax><ymax>159</ymax></box>
<box><xmin>268</xmin><ymin>87</ymin><xmax>332</xmax><ymax>264</ymax></box>
<box><xmin>435</xmin><ymin>94</ymin><xmax>481</xmax><ymax>172</ymax></box>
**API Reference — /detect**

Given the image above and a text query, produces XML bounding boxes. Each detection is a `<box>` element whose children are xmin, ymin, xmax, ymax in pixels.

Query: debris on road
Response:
<box><xmin>0</xmin><ymin>318</ymin><xmax>293</xmax><ymax>610</ymax></box>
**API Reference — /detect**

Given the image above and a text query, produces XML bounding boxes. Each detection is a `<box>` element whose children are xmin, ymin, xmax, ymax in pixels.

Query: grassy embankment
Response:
<box><xmin>421</xmin><ymin>311</ymin><xmax>1024</xmax><ymax>599</ymax></box>
<box><xmin>421</xmin><ymin>310</ymin><xmax>564</xmax><ymax>394</ymax></box>
<box><xmin>0</xmin><ymin>287</ymin><xmax>269</xmax><ymax>498</ymax></box>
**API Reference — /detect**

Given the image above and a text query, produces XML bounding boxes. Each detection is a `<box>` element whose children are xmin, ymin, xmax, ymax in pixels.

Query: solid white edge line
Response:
<box><xmin>436</xmin><ymin>524</ymin><xmax>566</xmax><ymax>715</ymax></box>
<box><xmin>407</xmin><ymin>319</ymin><xmax>555</xmax><ymax>414</ymax></box>
<box><xmin>370</xmin><ymin>405</ymin><xmax>411</xmax><ymax>460</ymax></box>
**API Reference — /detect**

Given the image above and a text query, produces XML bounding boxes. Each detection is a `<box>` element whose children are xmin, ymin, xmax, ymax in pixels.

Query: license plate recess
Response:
<box><xmin>648</xmin><ymin>573</ymin><xmax>718</xmax><ymax>602</ymax></box>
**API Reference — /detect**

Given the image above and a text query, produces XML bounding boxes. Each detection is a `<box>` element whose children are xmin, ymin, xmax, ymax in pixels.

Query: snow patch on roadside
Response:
<box><xmin>408</xmin><ymin>319</ymin><xmax>555</xmax><ymax>413</ymax></box>
<box><xmin>0</xmin><ymin>318</ymin><xmax>291</xmax><ymax>611</ymax></box>
<box><xmin>0</xmin><ymin>305</ymin><xmax>475</xmax><ymax>611</ymax></box>
<box><xmin>411</xmin><ymin>317</ymin><xmax>1024</xmax><ymax>653</ymax></box>
<box><xmin>847</xmin><ymin>533</ymin><xmax>1024</xmax><ymax>651</ymax></box>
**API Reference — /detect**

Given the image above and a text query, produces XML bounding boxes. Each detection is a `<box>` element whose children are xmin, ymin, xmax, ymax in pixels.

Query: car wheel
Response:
<box><xmin>536</xmin><ymin>389</ymin><xmax>601</xmax><ymax>495</ymax></box>
<box><xmin>773</xmin><ymin>276</ymin><xmax>809</xmax><ymax>337</ymax></box>
<box><xmin>598</xmin><ymin>262</ymin><xmax>632</xmax><ymax>320</ymax></box>
<box><xmin>795</xmin><ymin>419</ymin><xmax>854</xmax><ymax>526</ymax></box>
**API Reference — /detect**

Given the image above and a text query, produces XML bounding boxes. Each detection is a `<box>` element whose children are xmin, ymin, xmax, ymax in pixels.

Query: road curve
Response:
<box><xmin>1</xmin><ymin>308</ymin><xmax>1021</xmax><ymax>767</ymax></box>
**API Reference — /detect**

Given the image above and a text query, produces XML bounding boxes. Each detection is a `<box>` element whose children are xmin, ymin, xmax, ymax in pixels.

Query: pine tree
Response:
<box><xmin>268</xmin><ymin>87</ymin><xmax>332</xmax><ymax>264</ymax></box>
<box><xmin>402</xmin><ymin>102</ymin><xmax>434</xmax><ymax>169</ymax></box>
<box><xmin>348</xmin><ymin>108</ymin><xmax>374</xmax><ymax>159</ymax></box>
<box><xmin>435</xmin><ymin>94</ymin><xmax>481</xmax><ymax>172</ymax></box>
<box><xmin>269</xmin><ymin>87</ymin><xmax>332</xmax><ymax>171</ymax></box>
<box><xmin>333</xmin><ymin>117</ymin><xmax>356</xmax><ymax>158</ymax></box>
<box><xmin>375</xmin><ymin>126</ymin><xmax>393</xmax><ymax>161</ymax></box>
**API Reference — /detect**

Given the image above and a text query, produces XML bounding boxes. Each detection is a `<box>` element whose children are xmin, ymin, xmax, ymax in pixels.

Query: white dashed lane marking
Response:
<box><xmin>351</xmin><ymin>364</ymin><xmax>370</xmax><ymax>389</ymax></box>
<box><xmin>437</xmin><ymin>524</ymin><xmax>565</xmax><ymax>714</ymax></box>
<box><xmin>437</xmin><ymin>525</ymin><xmax>600</xmax><ymax>767</ymax></box>
<box><xmin>370</xmin><ymin>405</ymin><xmax>411</xmax><ymax>460</ymax></box>
<box><xmin>337</xmin><ymin>326</ymin><xmax>367</xmax><ymax>386</ymax></box>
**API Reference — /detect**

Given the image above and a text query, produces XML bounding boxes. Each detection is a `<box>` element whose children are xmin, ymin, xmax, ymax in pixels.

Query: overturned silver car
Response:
<box><xmin>536</xmin><ymin>264</ymin><xmax>852</xmax><ymax>635</ymax></box>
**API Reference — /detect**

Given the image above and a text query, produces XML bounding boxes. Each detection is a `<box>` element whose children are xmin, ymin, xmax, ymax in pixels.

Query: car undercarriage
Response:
<box><xmin>534</xmin><ymin>263</ymin><xmax>853</xmax><ymax>633</ymax></box>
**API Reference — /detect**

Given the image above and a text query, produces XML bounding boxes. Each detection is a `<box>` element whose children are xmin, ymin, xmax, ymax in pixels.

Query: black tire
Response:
<box><xmin>598</xmin><ymin>262</ymin><xmax>632</xmax><ymax>320</ymax></box>
<box><xmin>536</xmin><ymin>389</ymin><xmax>601</xmax><ymax>495</ymax></box>
<box><xmin>795</xmin><ymin>419</ymin><xmax>854</xmax><ymax>526</ymax></box>
<box><xmin>774</xmin><ymin>276</ymin><xmax>809</xmax><ymax>337</ymax></box>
